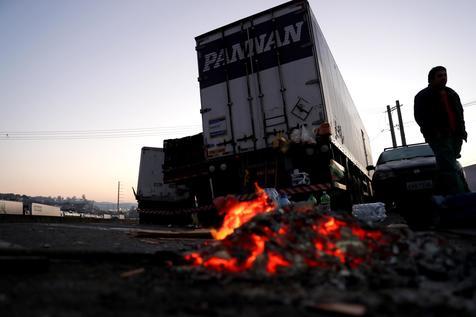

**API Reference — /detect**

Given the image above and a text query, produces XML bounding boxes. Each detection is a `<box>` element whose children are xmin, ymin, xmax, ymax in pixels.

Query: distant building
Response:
<box><xmin>464</xmin><ymin>164</ymin><xmax>476</xmax><ymax>192</ymax></box>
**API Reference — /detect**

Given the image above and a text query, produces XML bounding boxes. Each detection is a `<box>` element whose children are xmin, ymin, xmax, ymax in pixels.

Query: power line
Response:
<box><xmin>0</xmin><ymin>134</ymin><xmax>190</xmax><ymax>141</ymax></box>
<box><xmin>463</xmin><ymin>100</ymin><xmax>476</xmax><ymax>107</ymax></box>
<box><xmin>0</xmin><ymin>125</ymin><xmax>201</xmax><ymax>135</ymax></box>
<box><xmin>0</xmin><ymin>125</ymin><xmax>202</xmax><ymax>140</ymax></box>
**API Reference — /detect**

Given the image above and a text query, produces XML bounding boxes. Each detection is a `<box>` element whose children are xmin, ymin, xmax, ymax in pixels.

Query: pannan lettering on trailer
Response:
<box><xmin>196</xmin><ymin>12</ymin><xmax>313</xmax><ymax>89</ymax></box>
<box><xmin>202</xmin><ymin>21</ymin><xmax>304</xmax><ymax>73</ymax></box>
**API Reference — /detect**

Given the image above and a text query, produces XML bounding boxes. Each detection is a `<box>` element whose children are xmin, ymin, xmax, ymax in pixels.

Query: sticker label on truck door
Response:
<box><xmin>209</xmin><ymin>117</ymin><xmax>227</xmax><ymax>138</ymax></box>
<box><xmin>291</xmin><ymin>97</ymin><xmax>313</xmax><ymax>121</ymax></box>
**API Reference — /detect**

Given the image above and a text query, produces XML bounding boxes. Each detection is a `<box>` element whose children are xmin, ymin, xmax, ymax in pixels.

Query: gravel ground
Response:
<box><xmin>0</xmin><ymin>220</ymin><xmax>475</xmax><ymax>317</ymax></box>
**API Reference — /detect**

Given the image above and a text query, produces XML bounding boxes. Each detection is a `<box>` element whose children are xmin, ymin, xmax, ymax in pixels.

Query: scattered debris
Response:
<box><xmin>308</xmin><ymin>302</ymin><xmax>367</xmax><ymax>316</ymax></box>
<box><xmin>120</xmin><ymin>267</ymin><xmax>145</xmax><ymax>278</ymax></box>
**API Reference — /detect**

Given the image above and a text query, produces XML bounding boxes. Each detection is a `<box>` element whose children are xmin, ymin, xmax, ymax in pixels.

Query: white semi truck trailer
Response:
<box><xmin>0</xmin><ymin>200</ymin><xmax>24</xmax><ymax>215</ymax></box>
<box><xmin>137</xmin><ymin>0</ymin><xmax>372</xmax><ymax>225</ymax></box>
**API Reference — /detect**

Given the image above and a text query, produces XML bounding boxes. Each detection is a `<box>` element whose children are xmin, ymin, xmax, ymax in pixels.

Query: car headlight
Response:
<box><xmin>374</xmin><ymin>171</ymin><xmax>396</xmax><ymax>181</ymax></box>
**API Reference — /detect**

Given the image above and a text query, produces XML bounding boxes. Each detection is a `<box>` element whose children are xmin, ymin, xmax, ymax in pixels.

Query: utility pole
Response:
<box><xmin>386</xmin><ymin>105</ymin><xmax>397</xmax><ymax>148</ymax></box>
<box><xmin>117</xmin><ymin>181</ymin><xmax>121</xmax><ymax>214</ymax></box>
<box><xmin>395</xmin><ymin>100</ymin><xmax>407</xmax><ymax>146</ymax></box>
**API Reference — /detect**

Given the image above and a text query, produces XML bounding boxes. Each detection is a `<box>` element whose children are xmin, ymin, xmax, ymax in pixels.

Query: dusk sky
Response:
<box><xmin>1</xmin><ymin>0</ymin><xmax>475</xmax><ymax>203</ymax></box>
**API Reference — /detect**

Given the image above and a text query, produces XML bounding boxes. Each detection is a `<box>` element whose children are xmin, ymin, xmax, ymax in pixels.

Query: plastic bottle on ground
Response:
<box><xmin>278</xmin><ymin>193</ymin><xmax>291</xmax><ymax>209</ymax></box>
<box><xmin>319</xmin><ymin>191</ymin><xmax>331</xmax><ymax>213</ymax></box>
<box><xmin>307</xmin><ymin>194</ymin><xmax>318</xmax><ymax>206</ymax></box>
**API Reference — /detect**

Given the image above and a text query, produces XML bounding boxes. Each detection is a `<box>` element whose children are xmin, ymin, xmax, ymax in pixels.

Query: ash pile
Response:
<box><xmin>182</xmin><ymin>201</ymin><xmax>476</xmax><ymax>316</ymax></box>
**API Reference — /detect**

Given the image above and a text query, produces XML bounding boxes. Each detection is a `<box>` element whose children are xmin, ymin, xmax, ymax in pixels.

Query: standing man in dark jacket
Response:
<box><xmin>414</xmin><ymin>66</ymin><xmax>468</xmax><ymax>194</ymax></box>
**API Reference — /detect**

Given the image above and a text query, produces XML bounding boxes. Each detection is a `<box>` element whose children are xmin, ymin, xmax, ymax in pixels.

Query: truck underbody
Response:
<box><xmin>137</xmin><ymin>137</ymin><xmax>371</xmax><ymax>226</ymax></box>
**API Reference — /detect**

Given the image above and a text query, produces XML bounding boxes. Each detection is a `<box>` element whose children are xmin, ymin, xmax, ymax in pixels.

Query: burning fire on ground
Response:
<box><xmin>186</xmin><ymin>184</ymin><xmax>391</xmax><ymax>275</ymax></box>
<box><xmin>210</xmin><ymin>183</ymin><xmax>276</xmax><ymax>240</ymax></box>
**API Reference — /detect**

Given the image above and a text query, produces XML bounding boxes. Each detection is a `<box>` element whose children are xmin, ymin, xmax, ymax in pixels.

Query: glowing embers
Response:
<box><xmin>210</xmin><ymin>183</ymin><xmax>276</xmax><ymax>240</ymax></box>
<box><xmin>186</xmin><ymin>197</ymin><xmax>388</xmax><ymax>275</ymax></box>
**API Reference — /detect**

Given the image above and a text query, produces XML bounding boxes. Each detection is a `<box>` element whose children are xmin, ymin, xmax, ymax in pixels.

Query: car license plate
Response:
<box><xmin>406</xmin><ymin>180</ymin><xmax>433</xmax><ymax>191</ymax></box>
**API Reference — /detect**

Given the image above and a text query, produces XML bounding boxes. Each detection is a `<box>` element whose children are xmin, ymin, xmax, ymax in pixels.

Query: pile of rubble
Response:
<box><xmin>185</xmin><ymin>203</ymin><xmax>466</xmax><ymax>275</ymax></box>
<box><xmin>181</xmin><ymin>205</ymin><xmax>476</xmax><ymax>315</ymax></box>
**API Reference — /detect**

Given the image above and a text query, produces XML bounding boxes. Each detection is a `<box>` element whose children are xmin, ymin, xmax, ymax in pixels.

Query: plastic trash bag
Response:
<box><xmin>264</xmin><ymin>188</ymin><xmax>280</xmax><ymax>206</ymax></box>
<box><xmin>290</xmin><ymin>128</ymin><xmax>301</xmax><ymax>143</ymax></box>
<box><xmin>301</xmin><ymin>126</ymin><xmax>316</xmax><ymax>144</ymax></box>
<box><xmin>352</xmin><ymin>202</ymin><xmax>387</xmax><ymax>222</ymax></box>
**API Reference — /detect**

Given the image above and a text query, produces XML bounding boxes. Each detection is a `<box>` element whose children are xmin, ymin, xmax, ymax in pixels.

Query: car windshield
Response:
<box><xmin>377</xmin><ymin>144</ymin><xmax>434</xmax><ymax>164</ymax></box>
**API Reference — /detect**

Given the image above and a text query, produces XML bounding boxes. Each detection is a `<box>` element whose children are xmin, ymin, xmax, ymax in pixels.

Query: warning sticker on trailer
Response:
<box><xmin>209</xmin><ymin>117</ymin><xmax>227</xmax><ymax>138</ymax></box>
<box><xmin>291</xmin><ymin>97</ymin><xmax>313</xmax><ymax>121</ymax></box>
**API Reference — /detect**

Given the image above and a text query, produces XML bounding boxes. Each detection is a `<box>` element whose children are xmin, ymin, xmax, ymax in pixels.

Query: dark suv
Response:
<box><xmin>368</xmin><ymin>143</ymin><xmax>465</xmax><ymax>207</ymax></box>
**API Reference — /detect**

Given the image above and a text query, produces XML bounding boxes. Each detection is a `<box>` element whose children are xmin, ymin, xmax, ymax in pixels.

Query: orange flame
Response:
<box><xmin>186</xmin><ymin>187</ymin><xmax>387</xmax><ymax>274</ymax></box>
<box><xmin>267</xmin><ymin>252</ymin><xmax>291</xmax><ymax>273</ymax></box>
<box><xmin>211</xmin><ymin>183</ymin><xmax>276</xmax><ymax>240</ymax></box>
<box><xmin>185</xmin><ymin>234</ymin><xmax>274</xmax><ymax>273</ymax></box>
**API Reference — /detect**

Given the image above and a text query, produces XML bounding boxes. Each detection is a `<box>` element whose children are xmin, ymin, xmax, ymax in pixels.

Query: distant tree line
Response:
<box><xmin>0</xmin><ymin>193</ymin><xmax>136</xmax><ymax>215</ymax></box>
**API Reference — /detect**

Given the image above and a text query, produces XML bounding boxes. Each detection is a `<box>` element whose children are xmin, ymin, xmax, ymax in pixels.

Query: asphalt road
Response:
<box><xmin>0</xmin><ymin>221</ymin><xmax>209</xmax><ymax>254</ymax></box>
<box><xmin>1</xmin><ymin>218</ymin><xmax>475</xmax><ymax>317</ymax></box>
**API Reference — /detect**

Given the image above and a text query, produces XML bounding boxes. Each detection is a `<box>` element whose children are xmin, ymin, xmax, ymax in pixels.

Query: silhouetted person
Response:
<box><xmin>414</xmin><ymin>66</ymin><xmax>468</xmax><ymax>195</ymax></box>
